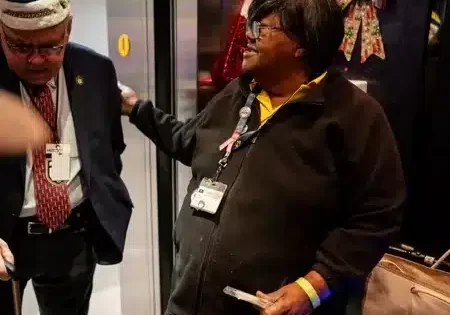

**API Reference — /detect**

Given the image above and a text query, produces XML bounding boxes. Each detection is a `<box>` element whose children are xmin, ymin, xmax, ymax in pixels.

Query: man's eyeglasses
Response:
<box><xmin>3</xmin><ymin>33</ymin><xmax>66</xmax><ymax>57</ymax></box>
<box><xmin>248</xmin><ymin>21</ymin><xmax>282</xmax><ymax>39</ymax></box>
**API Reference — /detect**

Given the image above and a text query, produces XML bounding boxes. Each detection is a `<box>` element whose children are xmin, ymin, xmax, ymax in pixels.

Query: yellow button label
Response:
<box><xmin>118</xmin><ymin>34</ymin><xmax>131</xmax><ymax>57</ymax></box>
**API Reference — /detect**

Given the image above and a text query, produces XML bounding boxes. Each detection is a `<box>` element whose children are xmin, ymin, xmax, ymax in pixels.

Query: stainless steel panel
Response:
<box><xmin>106</xmin><ymin>0</ymin><xmax>160</xmax><ymax>314</ymax></box>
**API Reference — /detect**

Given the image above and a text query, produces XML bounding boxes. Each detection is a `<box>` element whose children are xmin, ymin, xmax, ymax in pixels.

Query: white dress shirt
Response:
<box><xmin>20</xmin><ymin>69</ymin><xmax>86</xmax><ymax>217</ymax></box>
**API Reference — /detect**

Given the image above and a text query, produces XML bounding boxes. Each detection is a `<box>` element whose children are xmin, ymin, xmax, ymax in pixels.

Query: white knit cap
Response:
<box><xmin>0</xmin><ymin>0</ymin><xmax>71</xmax><ymax>30</ymax></box>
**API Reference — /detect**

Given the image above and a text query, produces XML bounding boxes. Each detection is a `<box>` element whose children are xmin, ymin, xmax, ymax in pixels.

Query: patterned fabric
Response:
<box><xmin>429</xmin><ymin>11</ymin><xmax>441</xmax><ymax>44</ymax></box>
<box><xmin>28</xmin><ymin>84</ymin><xmax>71</xmax><ymax>229</ymax></box>
<box><xmin>372</xmin><ymin>0</ymin><xmax>387</xmax><ymax>9</ymax></box>
<box><xmin>3</xmin><ymin>8</ymin><xmax>57</xmax><ymax>19</ymax></box>
<box><xmin>337</xmin><ymin>0</ymin><xmax>386</xmax><ymax>63</ymax></box>
<box><xmin>0</xmin><ymin>0</ymin><xmax>71</xmax><ymax>31</ymax></box>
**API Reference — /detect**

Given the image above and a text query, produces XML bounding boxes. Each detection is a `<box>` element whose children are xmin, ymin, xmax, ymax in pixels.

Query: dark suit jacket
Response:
<box><xmin>0</xmin><ymin>43</ymin><xmax>133</xmax><ymax>265</ymax></box>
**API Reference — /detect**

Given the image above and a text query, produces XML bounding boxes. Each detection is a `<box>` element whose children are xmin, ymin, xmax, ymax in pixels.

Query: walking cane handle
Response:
<box><xmin>4</xmin><ymin>260</ymin><xmax>16</xmax><ymax>279</ymax></box>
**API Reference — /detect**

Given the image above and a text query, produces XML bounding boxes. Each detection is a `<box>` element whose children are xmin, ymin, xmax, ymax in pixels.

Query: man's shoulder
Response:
<box><xmin>206</xmin><ymin>77</ymin><xmax>242</xmax><ymax>106</ymax></box>
<box><xmin>221</xmin><ymin>77</ymin><xmax>243</xmax><ymax>96</ymax></box>
<box><xmin>66</xmin><ymin>42</ymin><xmax>113</xmax><ymax>68</ymax></box>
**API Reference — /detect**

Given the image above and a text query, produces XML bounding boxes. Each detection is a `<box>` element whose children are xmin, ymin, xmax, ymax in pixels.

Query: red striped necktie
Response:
<box><xmin>26</xmin><ymin>84</ymin><xmax>71</xmax><ymax>229</ymax></box>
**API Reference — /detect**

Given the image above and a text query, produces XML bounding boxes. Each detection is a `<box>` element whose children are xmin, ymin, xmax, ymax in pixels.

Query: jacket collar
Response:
<box><xmin>238</xmin><ymin>70</ymin><xmax>329</xmax><ymax>106</ymax></box>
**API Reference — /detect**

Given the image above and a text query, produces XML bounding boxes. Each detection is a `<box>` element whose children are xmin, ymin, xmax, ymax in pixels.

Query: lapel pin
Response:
<box><xmin>75</xmin><ymin>75</ymin><xmax>84</xmax><ymax>86</ymax></box>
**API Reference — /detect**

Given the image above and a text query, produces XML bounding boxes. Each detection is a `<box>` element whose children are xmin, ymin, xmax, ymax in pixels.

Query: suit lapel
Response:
<box><xmin>0</xmin><ymin>49</ymin><xmax>26</xmax><ymax>187</ymax></box>
<box><xmin>63</xmin><ymin>46</ymin><xmax>91</xmax><ymax>188</ymax></box>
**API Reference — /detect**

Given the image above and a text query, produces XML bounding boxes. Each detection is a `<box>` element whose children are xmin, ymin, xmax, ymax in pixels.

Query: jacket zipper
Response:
<box><xmin>194</xmin><ymin>96</ymin><xmax>261</xmax><ymax>314</ymax></box>
<box><xmin>194</xmin><ymin>137</ymin><xmax>259</xmax><ymax>314</ymax></box>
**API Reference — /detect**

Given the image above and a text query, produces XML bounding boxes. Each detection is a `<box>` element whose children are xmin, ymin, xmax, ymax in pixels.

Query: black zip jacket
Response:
<box><xmin>129</xmin><ymin>71</ymin><xmax>406</xmax><ymax>315</ymax></box>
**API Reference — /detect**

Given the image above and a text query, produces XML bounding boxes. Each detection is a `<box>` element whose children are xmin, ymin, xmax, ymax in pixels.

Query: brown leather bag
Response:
<box><xmin>362</xmin><ymin>253</ymin><xmax>450</xmax><ymax>315</ymax></box>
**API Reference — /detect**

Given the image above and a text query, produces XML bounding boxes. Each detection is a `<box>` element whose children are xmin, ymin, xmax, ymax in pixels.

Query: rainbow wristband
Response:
<box><xmin>295</xmin><ymin>277</ymin><xmax>321</xmax><ymax>309</ymax></box>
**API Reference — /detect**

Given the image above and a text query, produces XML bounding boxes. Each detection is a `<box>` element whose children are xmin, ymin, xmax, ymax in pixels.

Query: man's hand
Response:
<box><xmin>0</xmin><ymin>238</ymin><xmax>14</xmax><ymax>281</ymax></box>
<box><xmin>0</xmin><ymin>90</ymin><xmax>50</xmax><ymax>154</ymax></box>
<box><xmin>256</xmin><ymin>283</ymin><xmax>312</xmax><ymax>315</ymax></box>
<box><xmin>118</xmin><ymin>82</ymin><xmax>138</xmax><ymax>116</ymax></box>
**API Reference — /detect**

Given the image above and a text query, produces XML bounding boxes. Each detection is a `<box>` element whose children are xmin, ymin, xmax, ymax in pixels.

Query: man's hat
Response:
<box><xmin>0</xmin><ymin>0</ymin><xmax>71</xmax><ymax>30</ymax></box>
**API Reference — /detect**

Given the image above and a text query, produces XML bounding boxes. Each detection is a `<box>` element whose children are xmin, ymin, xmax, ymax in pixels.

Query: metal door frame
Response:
<box><xmin>153</xmin><ymin>0</ymin><xmax>177</xmax><ymax>311</ymax></box>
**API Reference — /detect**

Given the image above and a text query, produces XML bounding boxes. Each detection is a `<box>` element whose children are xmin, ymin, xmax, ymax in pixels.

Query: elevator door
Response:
<box><xmin>107</xmin><ymin>0</ymin><xmax>161</xmax><ymax>314</ymax></box>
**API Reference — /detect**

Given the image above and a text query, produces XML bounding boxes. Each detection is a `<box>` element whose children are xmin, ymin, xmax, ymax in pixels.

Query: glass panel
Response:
<box><xmin>107</xmin><ymin>0</ymin><xmax>161</xmax><ymax>314</ymax></box>
<box><xmin>198</xmin><ymin>0</ymin><xmax>244</xmax><ymax>111</ymax></box>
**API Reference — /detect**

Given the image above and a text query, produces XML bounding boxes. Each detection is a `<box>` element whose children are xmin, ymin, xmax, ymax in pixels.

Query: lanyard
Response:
<box><xmin>213</xmin><ymin>91</ymin><xmax>257</xmax><ymax>182</ymax></box>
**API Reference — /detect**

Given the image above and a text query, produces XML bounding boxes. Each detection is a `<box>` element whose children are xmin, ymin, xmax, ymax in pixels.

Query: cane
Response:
<box><xmin>4</xmin><ymin>260</ymin><xmax>22</xmax><ymax>315</ymax></box>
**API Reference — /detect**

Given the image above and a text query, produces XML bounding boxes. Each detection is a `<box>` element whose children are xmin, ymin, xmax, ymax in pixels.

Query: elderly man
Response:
<box><xmin>121</xmin><ymin>0</ymin><xmax>406</xmax><ymax>314</ymax></box>
<box><xmin>0</xmin><ymin>0</ymin><xmax>133</xmax><ymax>314</ymax></box>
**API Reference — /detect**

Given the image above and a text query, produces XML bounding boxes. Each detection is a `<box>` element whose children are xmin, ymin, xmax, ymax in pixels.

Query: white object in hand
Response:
<box><xmin>223</xmin><ymin>286</ymin><xmax>273</xmax><ymax>309</ymax></box>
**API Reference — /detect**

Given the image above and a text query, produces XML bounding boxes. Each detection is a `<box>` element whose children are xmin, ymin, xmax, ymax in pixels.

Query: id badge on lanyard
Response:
<box><xmin>46</xmin><ymin>143</ymin><xmax>71</xmax><ymax>183</ymax></box>
<box><xmin>190</xmin><ymin>91</ymin><xmax>257</xmax><ymax>214</ymax></box>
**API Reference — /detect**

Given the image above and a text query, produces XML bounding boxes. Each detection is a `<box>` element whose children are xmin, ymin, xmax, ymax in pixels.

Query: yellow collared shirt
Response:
<box><xmin>251</xmin><ymin>72</ymin><xmax>327</xmax><ymax>127</ymax></box>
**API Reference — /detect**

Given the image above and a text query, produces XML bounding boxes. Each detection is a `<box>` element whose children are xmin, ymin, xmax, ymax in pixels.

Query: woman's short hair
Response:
<box><xmin>248</xmin><ymin>0</ymin><xmax>344</xmax><ymax>78</ymax></box>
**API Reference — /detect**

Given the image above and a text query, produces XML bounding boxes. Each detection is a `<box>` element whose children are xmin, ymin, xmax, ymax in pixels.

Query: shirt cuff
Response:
<box><xmin>129</xmin><ymin>100</ymin><xmax>142</xmax><ymax>123</ymax></box>
<box><xmin>311</xmin><ymin>262</ymin><xmax>337</xmax><ymax>293</ymax></box>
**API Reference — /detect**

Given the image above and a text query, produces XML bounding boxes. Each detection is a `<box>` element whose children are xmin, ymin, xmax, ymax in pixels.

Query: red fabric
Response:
<box><xmin>29</xmin><ymin>85</ymin><xmax>71</xmax><ymax>229</ymax></box>
<box><xmin>211</xmin><ymin>0</ymin><xmax>248</xmax><ymax>90</ymax></box>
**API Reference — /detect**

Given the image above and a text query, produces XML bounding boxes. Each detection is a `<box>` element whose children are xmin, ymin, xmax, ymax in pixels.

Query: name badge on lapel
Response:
<box><xmin>190</xmin><ymin>178</ymin><xmax>227</xmax><ymax>214</ymax></box>
<box><xmin>45</xmin><ymin>144</ymin><xmax>71</xmax><ymax>183</ymax></box>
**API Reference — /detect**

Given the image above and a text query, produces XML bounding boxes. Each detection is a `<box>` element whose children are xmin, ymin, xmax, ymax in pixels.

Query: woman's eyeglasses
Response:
<box><xmin>247</xmin><ymin>20</ymin><xmax>282</xmax><ymax>39</ymax></box>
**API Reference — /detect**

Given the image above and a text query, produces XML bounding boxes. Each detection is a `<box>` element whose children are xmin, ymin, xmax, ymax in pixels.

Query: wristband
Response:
<box><xmin>295</xmin><ymin>277</ymin><xmax>321</xmax><ymax>309</ymax></box>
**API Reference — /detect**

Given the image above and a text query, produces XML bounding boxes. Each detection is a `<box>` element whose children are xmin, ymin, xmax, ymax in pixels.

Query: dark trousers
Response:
<box><xmin>0</xmin><ymin>208</ymin><xmax>97</xmax><ymax>315</ymax></box>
